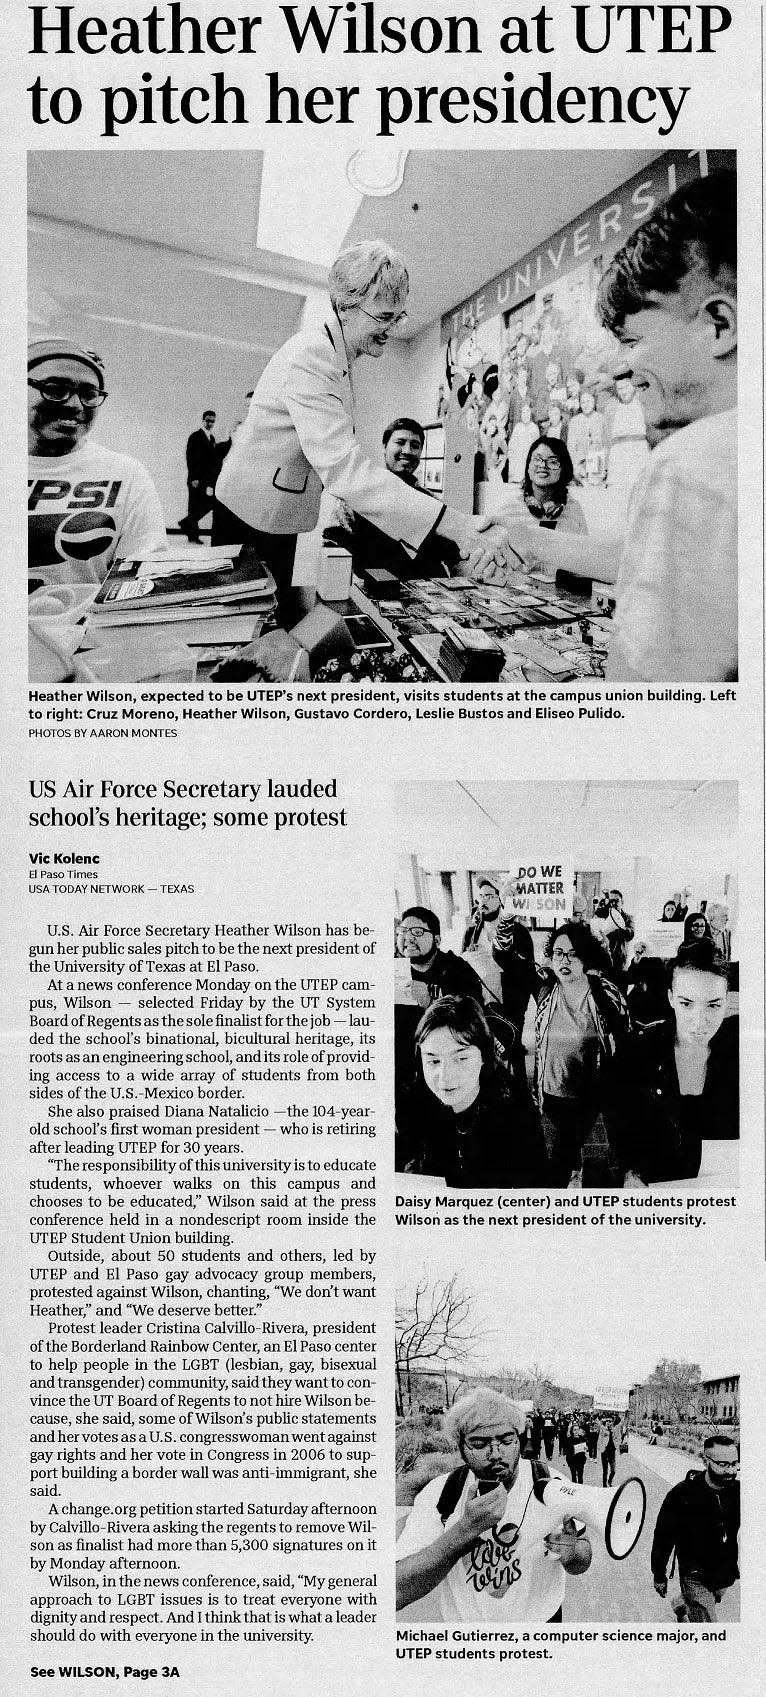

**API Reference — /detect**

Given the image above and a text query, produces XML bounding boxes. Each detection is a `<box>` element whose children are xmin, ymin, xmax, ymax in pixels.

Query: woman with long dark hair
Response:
<box><xmin>683</xmin><ymin>910</ymin><xmax>713</xmax><ymax>945</ymax></box>
<box><xmin>396</xmin><ymin>994</ymin><xmax>547</xmax><ymax>1188</ymax></box>
<box><xmin>533</xmin><ymin>921</ymin><xmax>629</xmax><ymax>1187</ymax></box>
<box><xmin>518</xmin><ymin>436</ymin><xmax>588</xmax><ymax>533</ymax></box>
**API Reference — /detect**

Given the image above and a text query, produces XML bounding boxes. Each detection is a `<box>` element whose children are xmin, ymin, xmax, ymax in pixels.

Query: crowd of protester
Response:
<box><xmin>397</xmin><ymin>1386</ymin><xmax>739</xmax><ymax>1623</ymax></box>
<box><xmin>395</xmin><ymin>889</ymin><xmax>738</xmax><ymax>1188</ymax></box>
<box><xmin>521</xmin><ymin>1408</ymin><xmax>627</xmax><ymax>1485</ymax></box>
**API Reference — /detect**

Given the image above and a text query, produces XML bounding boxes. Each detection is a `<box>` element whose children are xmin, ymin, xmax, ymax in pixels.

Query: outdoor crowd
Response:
<box><xmin>521</xmin><ymin>1408</ymin><xmax>627</xmax><ymax>1485</ymax></box>
<box><xmin>396</xmin><ymin>1386</ymin><xmax>740</xmax><ymax>1625</ymax></box>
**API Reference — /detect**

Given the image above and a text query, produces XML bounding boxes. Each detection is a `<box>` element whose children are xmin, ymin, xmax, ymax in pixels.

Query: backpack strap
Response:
<box><xmin>436</xmin><ymin>1465</ymin><xmax>471</xmax><ymax>1524</ymax></box>
<box><xmin>530</xmin><ymin>1457</ymin><xmax>551</xmax><ymax>1500</ymax></box>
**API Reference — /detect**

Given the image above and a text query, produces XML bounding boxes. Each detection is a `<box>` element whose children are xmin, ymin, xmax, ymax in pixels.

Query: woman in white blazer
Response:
<box><xmin>215</xmin><ymin>241</ymin><xmax>514</xmax><ymax>613</ymax></box>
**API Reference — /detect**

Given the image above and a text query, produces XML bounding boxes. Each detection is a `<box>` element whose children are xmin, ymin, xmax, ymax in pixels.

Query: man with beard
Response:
<box><xmin>397</xmin><ymin>907</ymin><xmax>485</xmax><ymax>1010</ymax></box>
<box><xmin>651</xmin><ymin>1435</ymin><xmax>739</xmax><ymax>1621</ymax></box>
<box><xmin>462</xmin><ymin>877</ymin><xmax>503</xmax><ymax>953</ymax></box>
<box><xmin>396</xmin><ymin>1388</ymin><xmax>591</xmax><ymax>1621</ymax></box>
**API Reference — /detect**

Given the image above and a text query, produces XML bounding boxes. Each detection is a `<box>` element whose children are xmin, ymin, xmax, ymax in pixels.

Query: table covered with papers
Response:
<box><xmin>351</xmin><ymin>569</ymin><xmax>613</xmax><ymax>683</ymax></box>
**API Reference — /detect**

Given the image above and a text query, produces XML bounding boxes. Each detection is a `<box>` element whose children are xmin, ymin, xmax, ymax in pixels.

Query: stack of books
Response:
<box><xmin>86</xmin><ymin>545</ymin><xmax>276</xmax><ymax>653</ymax></box>
<box><xmin>438</xmin><ymin>622</ymin><xmax>506</xmax><ymax>682</ymax></box>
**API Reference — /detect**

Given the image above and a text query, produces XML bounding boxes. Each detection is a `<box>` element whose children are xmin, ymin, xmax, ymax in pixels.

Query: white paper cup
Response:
<box><xmin>318</xmin><ymin>547</ymin><xmax>352</xmax><ymax>601</ymax></box>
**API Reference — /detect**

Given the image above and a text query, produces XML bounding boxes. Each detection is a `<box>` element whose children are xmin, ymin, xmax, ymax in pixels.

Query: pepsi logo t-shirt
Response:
<box><xmin>28</xmin><ymin>441</ymin><xmax>166</xmax><ymax>588</ymax></box>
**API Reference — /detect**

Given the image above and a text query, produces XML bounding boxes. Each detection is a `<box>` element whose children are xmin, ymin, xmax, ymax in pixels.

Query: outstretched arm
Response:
<box><xmin>487</xmin><ymin>517</ymin><xmax>622</xmax><ymax>583</ymax></box>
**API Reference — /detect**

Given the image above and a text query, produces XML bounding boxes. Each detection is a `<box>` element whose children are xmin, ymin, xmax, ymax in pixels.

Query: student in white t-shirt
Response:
<box><xmin>28</xmin><ymin>338</ymin><xmax>166</xmax><ymax>588</ymax></box>
<box><xmin>396</xmin><ymin>1388</ymin><xmax>591</xmax><ymax>1623</ymax></box>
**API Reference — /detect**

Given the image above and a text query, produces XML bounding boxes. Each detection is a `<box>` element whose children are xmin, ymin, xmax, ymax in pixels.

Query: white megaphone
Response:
<box><xmin>527</xmin><ymin>1473</ymin><xmax>646</xmax><ymax>1561</ymax></box>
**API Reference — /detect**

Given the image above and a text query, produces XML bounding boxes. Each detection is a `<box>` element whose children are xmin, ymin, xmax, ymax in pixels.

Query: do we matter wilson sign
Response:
<box><xmin>505</xmin><ymin>860</ymin><xmax>573</xmax><ymax>920</ymax></box>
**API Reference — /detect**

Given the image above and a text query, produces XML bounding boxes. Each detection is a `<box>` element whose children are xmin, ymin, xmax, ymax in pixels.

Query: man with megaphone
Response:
<box><xmin>396</xmin><ymin>1388</ymin><xmax>598</xmax><ymax>1622</ymax></box>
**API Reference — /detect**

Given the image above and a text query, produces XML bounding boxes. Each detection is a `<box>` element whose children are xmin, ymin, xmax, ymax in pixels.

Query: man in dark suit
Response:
<box><xmin>180</xmin><ymin>410</ymin><xmax>223</xmax><ymax>542</ymax></box>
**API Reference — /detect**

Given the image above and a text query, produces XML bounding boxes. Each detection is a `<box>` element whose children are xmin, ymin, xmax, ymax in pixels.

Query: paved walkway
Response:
<box><xmin>396</xmin><ymin>1438</ymin><xmax>740</xmax><ymax>1623</ymax></box>
<box><xmin>630</xmin><ymin>1433</ymin><xmax>701</xmax><ymax>1485</ymax></box>
<box><xmin>559</xmin><ymin>1437</ymin><xmax>740</xmax><ymax>1623</ymax></box>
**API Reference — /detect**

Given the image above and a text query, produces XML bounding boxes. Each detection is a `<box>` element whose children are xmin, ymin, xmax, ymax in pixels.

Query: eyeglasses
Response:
<box><xmin>398</xmin><ymin>925</ymin><xmax>432</xmax><ymax>941</ymax></box>
<box><xmin>467</xmin><ymin>1432</ymin><xmax>520</xmax><ymax>1452</ymax></box>
<box><xmin>29</xmin><ymin>378</ymin><xmax>107</xmax><ymax>408</ymax></box>
<box><xmin>551</xmin><ymin>947</ymin><xmax>578</xmax><ymax>962</ymax></box>
<box><xmin>358</xmin><ymin>306</ymin><xmax>409</xmax><ymax>330</ymax></box>
<box><xmin>529</xmin><ymin>454</ymin><xmax>560</xmax><ymax>469</ymax></box>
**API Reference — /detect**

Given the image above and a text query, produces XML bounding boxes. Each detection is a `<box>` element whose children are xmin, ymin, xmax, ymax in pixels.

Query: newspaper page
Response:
<box><xmin>1</xmin><ymin>3</ymin><xmax>764</xmax><ymax>1697</ymax></box>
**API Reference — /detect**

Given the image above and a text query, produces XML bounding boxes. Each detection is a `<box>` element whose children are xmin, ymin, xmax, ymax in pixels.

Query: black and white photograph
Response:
<box><xmin>4</xmin><ymin>0</ymin><xmax>766</xmax><ymax>1691</ymax></box>
<box><xmin>394</xmin><ymin>780</ymin><xmax>738</xmax><ymax>1190</ymax></box>
<box><xmin>27</xmin><ymin>145</ymin><xmax>736</xmax><ymax>685</ymax></box>
<box><xmin>396</xmin><ymin>1241</ymin><xmax>740</xmax><ymax>1624</ymax></box>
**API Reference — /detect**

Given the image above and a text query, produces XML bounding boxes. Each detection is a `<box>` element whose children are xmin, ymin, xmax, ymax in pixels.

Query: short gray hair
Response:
<box><xmin>442</xmin><ymin>1387</ymin><xmax>526</xmax><ymax>1447</ymax></box>
<box><xmin>328</xmin><ymin>241</ymin><xmax>409</xmax><ymax>313</ymax></box>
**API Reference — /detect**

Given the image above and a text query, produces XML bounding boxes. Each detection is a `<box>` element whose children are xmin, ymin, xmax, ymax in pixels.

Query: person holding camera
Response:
<box><xmin>590</xmin><ymin>889</ymin><xmax>635</xmax><ymax>984</ymax></box>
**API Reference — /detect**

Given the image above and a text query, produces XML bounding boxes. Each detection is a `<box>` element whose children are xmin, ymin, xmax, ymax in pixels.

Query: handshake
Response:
<box><xmin>437</xmin><ymin>509</ymin><xmax>552</xmax><ymax>583</ymax></box>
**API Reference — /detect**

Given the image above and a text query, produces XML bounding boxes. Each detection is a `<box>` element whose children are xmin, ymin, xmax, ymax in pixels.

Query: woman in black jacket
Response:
<box><xmin>396</xmin><ymin>995</ymin><xmax>548</xmax><ymax>1188</ymax></box>
<box><xmin>531</xmin><ymin>921</ymin><xmax>629</xmax><ymax>1188</ymax></box>
<box><xmin>611</xmin><ymin>940</ymin><xmax>738</xmax><ymax>1185</ymax></box>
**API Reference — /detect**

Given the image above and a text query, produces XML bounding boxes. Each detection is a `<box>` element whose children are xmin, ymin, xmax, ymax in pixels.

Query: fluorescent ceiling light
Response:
<box><xmin>27</xmin><ymin>284</ymin><xmax>63</xmax><ymax>326</ymax></box>
<box><xmin>346</xmin><ymin>145</ymin><xmax>408</xmax><ymax>196</ymax></box>
<box><xmin>257</xmin><ymin>143</ymin><xmax>409</xmax><ymax>267</ymax></box>
<box><xmin>257</xmin><ymin>142</ymin><xmax>362</xmax><ymax>268</ymax></box>
<box><xmin>88</xmin><ymin>312</ymin><xmax>277</xmax><ymax>354</ymax></box>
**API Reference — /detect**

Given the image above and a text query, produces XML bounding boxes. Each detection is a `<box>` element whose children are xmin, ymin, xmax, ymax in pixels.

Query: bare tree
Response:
<box><xmin>524</xmin><ymin>1361</ymin><xmax>560</xmax><ymax>1407</ymax></box>
<box><xmin>395</xmin><ymin>1271</ymin><xmax>485</xmax><ymax>1415</ymax></box>
<box><xmin>493</xmin><ymin>1364</ymin><xmax>576</xmax><ymax>1410</ymax></box>
<box><xmin>645</xmin><ymin>1359</ymin><xmax>702</xmax><ymax>1422</ymax></box>
<box><xmin>493</xmin><ymin>1366</ymin><xmax>535</xmax><ymax>1401</ymax></box>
